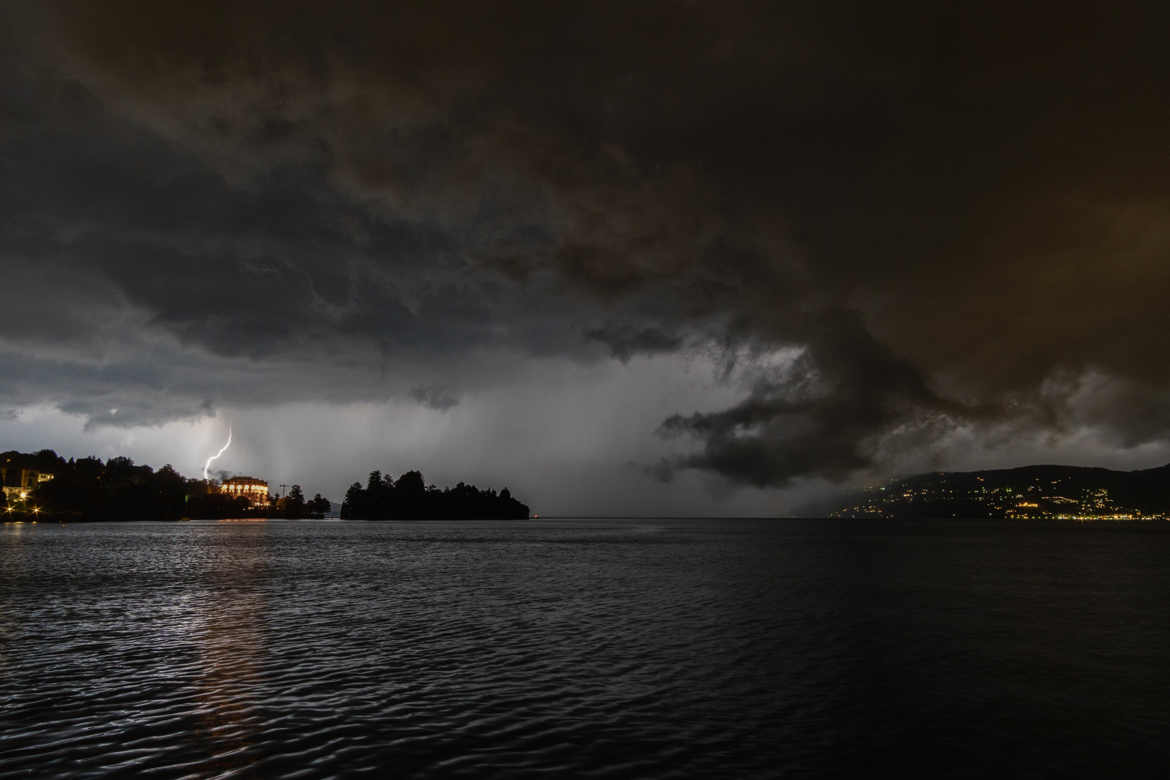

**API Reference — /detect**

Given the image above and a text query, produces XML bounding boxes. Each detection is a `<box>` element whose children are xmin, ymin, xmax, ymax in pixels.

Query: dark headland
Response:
<box><xmin>834</xmin><ymin>463</ymin><xmax>1170</xmax><ymax>520</ymax></box>
<box><xmin>2</xmin><ymin>450</ymin><xmax>528</xmax><ymax>522</ymax></box>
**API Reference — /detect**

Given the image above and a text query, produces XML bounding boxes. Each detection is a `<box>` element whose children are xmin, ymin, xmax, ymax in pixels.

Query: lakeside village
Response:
<box><xmin>833</xmin><ymin>464</ymin><xmax>1170</xmax><ymax>521</ymax></box>
<box><xmin>2</xmin><ymin>450</ymin><xmax>530</xmax><ymax>522</ymax></box>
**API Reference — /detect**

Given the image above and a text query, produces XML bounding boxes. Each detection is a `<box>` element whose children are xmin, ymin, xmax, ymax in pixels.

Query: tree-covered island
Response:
<box><xmin>341</xmin><ymin>470</ymin><xmax>529</xmax><ymax>519</ymax></box>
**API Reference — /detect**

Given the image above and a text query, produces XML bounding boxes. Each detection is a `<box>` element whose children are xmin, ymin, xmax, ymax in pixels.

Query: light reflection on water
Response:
<box><xmin>2</xmin><ymin>518</ymin><xmax>1170</xmax><ymax>778</ymax></box>
<box><xmin>195</xmin><ymin>526</ymin><xmax>265</xmax><ymax>775</ymax></box>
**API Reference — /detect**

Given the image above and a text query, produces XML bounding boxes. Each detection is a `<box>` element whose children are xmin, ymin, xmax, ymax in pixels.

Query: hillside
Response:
<box><xmin>833</xmin><ymin>463</ymin><xmax>1170</xmax><ymax>520</ymax></box>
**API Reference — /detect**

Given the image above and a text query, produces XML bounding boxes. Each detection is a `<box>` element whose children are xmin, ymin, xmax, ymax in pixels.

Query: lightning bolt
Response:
<box><xmin>203</xmin><ymin>425</ymin><xmax>232</xmax><ymax>481</ymax></box>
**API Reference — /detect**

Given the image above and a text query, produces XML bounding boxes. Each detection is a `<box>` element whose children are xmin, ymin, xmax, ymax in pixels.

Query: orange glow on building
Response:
<box><xmin>220</xmin><ymin>476</ymin><xmax>270</xmax><ymax>505</ymax></box>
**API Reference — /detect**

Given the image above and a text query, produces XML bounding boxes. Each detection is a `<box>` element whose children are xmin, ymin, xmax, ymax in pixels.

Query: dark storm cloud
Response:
<box><xmin>409</xmin><ymin>385</ymin><xmax>459</xmax><ymax>412</ymax></box>
<box><xmin>586</xmin><ymin>325</ymin><xmax>683</xmax><ymax>363</ymax></box>
<box><xmin>3</xmin><ymin>1</ymin><xmax>1169</xmax><ymax>489</ymax></box>
<box><xmin>657</xmin><ymin>310</ymin><xmax>983</xmax><ymax>486</ymax></box>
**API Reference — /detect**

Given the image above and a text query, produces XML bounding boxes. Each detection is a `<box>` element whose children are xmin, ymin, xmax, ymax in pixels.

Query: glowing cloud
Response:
<box><xmin>202</xmin><ymin>425</ymin><xmax>232</xmax><ymax>480</ymax></box>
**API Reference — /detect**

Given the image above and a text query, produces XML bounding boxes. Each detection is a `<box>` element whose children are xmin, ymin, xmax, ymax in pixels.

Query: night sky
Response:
<box><xmin>3</xmin><ymin>2</ymin><xmax>1168</xmax><ymax>514</ymax></box>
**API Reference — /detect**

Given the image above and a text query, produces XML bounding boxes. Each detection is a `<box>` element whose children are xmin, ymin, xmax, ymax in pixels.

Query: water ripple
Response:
<box><xmin>3</xmin><ymin>519</ymin><xmax>1170</xmax><ymax>777</ymax></box>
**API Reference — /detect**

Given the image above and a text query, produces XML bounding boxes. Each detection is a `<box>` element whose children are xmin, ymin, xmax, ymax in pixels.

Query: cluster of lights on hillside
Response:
<box><xmin>834</xmin><ymin>477</ymin><xmax>1169</xmax><ymax>521</ymax></box>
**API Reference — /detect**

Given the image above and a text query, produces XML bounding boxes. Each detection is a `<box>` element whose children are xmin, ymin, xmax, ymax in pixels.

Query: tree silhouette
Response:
<box><xmin>340</xmin><ymin>468</ymin><xmax>528</xmax><ymax>520</ymax></box>
<box><xmin>3</xmin><ymin>449</ymin><xmax>331</xmax><ymax>521</ymax></box>
<box><xmin>309</xmin><ymin>493</ymin><xmax>331</xmax><ymax>516</ymax></box>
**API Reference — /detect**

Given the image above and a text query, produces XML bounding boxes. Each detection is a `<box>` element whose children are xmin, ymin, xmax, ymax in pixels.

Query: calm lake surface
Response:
<box><xmin>3</xmin><ymin>518</ymin><xmax>1169</xmax><ymax>778</ymax></box>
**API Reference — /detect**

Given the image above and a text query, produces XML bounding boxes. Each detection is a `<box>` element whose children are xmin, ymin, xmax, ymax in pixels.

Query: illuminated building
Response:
<box><xmin>220</xmin><ymin>477</ymin><xmax>270</xmax><ymax>506</ymax></box>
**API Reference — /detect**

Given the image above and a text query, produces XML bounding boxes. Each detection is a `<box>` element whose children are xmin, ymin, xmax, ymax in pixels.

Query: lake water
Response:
<box><xmin>2</xmin><ymin>518</ymin><xmax>1169</xmax><ymax>778</ymax></box>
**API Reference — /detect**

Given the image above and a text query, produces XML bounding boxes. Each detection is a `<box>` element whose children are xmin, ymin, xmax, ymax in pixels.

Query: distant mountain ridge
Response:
<box><xmin>833</xmin><ymin>463</ymin><xmax>1170</xmax><ymax>520</ymax></box>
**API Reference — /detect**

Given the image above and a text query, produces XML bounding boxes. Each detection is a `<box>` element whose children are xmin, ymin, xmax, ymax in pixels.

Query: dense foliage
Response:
<box><xmin>2</xmin><ymin>450</ymin><xmax>329</xmax><ymax>521</ymax></box>
<box><xmin>341</xmin><ymin>470</ymin><xmax>529</xmax><ymax>520</ymax></box>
